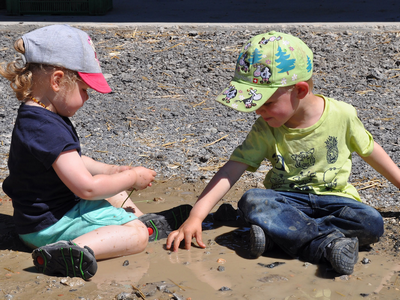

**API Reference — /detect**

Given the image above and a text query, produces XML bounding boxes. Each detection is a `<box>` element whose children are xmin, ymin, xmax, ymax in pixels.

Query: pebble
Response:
<box><xmin>116</xmin><ymin>292</ymin><xmax>133</xmax><ymax>300</ymax></box>
<box><xmin>258</xmin><ymin>262</ymin><xmax>285</xmax><ymax>268</ymax></box>
<box><xmin>360</xmin><ymin>293</ymin><xmax>370</xmax><ymax>297</ymax></box>
<box><xmin>60</xmin><ymin>277</ymin><xmax>85</xmax><ymax>287</ymax></box>
<box><xmin>361</xmin><ymin>257</ymin><xmax>371</xmax><ymax>264</ymax></box>
<box><xmin>217</xmin><ymin>258</ymin><xmax>226</xmax><ymax>264</ymax></box>
<box><xmin>335</xmin><ymin>275</ymin><xmax>350</xmax><ymax>281</ymax></box>
<box><xmin>122</xmin><ymin>260</ymin><xmax>129</xmax><ymax>266</ymax></box>
<box><xmin>258</xmin><ymin>275</ymin><xmax>288</xmax><ymax>283</ymax></box>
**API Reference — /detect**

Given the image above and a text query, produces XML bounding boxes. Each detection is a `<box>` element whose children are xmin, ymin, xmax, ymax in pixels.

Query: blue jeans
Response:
<box><xmin>238</xmin><ymin>189</ymin><xmax>384</xmax><ymax>264</ymax></box>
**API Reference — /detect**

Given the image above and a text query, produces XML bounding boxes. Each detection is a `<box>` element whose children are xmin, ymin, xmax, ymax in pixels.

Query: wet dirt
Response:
<box><xmin>1</xmin><ymin>179</ymin><xmax>400</xmax><ymax>300</ymax></box>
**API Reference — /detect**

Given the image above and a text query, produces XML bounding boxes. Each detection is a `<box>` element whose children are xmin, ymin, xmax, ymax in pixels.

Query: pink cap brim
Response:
<box><xmin>78</xmin><ymin>72</ymin><xmax>112</xmax><ymax>94</ymax></box>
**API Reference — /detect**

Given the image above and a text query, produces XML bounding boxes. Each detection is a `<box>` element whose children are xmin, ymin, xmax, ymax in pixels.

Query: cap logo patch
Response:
<box><xmin>87</xmin><ymin>36</ymin><xmax>100</xmax><ymax>67</ymax></box>
<box><xmin>234</xmin><ymin>87</ymin><xmax>263</xmax><ymax>109</ymax></box>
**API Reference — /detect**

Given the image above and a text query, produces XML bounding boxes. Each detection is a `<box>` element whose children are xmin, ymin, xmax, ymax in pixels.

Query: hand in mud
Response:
<box><xmin>130</xmin><ymin>166</ymin><xmax>156</xmax><ymax>190</ymax></box>
<box><xmin>166</xmin><ymin>216</ymin><xmax>206</xmax><ymax>251</ymax></box>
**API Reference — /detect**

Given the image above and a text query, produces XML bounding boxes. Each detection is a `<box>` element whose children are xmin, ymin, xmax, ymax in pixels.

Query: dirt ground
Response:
<box><xmin>1</xmin><ymin>179</ymin><xmax>400</xmax><ymax>300</ymax></box>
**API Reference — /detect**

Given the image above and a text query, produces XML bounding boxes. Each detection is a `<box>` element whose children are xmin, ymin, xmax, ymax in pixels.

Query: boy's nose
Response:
<box><xmin>255</xmin><ymin>107</ymin><xmax>264</xmax><ymax>115</ymax></box>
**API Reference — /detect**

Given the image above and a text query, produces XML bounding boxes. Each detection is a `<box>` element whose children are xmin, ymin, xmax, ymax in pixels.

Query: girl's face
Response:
<box><xmin>255</xmin><ymin>87</ymin><xmax>299</xmax><ymax>128</ymax></box>
<box><xmin>53</xmin><ymin>80</ymin><xmax>90</xmax><ymax>117</ymax></box>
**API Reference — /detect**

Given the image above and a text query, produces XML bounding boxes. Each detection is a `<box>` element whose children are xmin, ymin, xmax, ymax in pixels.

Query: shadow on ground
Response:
<box><xmin>0</xmin><ymin>213</ymin><xmax>31</xmax><ymax>252</ymax></box>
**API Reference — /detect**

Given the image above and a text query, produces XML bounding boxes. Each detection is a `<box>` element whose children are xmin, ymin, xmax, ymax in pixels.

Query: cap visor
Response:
<box><xmin>78</xmin><ymin>72</ymin><xmax>112</xmax><ymax>94</ymax></box>
<box><xmin>216</xmin><ymin>80</ymin><xmax>278</xmax><ymax>113</ymax></box>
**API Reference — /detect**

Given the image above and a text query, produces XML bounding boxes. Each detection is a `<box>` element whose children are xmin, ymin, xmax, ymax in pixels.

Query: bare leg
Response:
<box><xmin>73</xmin><ymin>219</ymin><xmax>148</xmax><ymax>260</ymax></box>
<box><xmin>106</xmin><ymin>191</ymin><xmax>144</xmax><ymax>217</ymax></box>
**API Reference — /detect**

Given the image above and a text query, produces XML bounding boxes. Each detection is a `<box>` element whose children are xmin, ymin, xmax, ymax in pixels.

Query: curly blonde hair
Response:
<box><xmin>0</xmin><ymin>38</ymin><xmax>80</xmax><ymax>101</ymax></box>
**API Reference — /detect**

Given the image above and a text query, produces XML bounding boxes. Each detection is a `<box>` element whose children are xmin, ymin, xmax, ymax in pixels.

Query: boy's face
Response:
<box><xmin>54</xmin><ymin>80</ymin><xmax>90</xmax><ymax>117</ymax></box>
<box><xmin>255</xmin><ymin>87</ymin><xmax>299</xmax><ymax>128</ymax></box>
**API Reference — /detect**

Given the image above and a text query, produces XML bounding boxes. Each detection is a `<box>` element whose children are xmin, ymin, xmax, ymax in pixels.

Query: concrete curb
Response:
<box><xmin>0</xmin><ymin>22</ymin><xmax>400</xmax><ymax>32</ymax></box>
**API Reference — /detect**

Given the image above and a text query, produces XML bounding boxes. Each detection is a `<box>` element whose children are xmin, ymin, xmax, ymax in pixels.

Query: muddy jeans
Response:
<box><xmin>238</xmin><ymin>189</ymin><xmax>384</xmax><ymax>264</ymax></box>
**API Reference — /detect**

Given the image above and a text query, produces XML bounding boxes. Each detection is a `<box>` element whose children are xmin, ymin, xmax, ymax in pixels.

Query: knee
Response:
<box><xmin>135</xmin><ymin>222</ymin><xmax>149</xmax><ymax>252</ymax></box>
<box><xmin>366</xmin><ymin>208</ymin><xmax>384</xmax><ymax>237</ymax></box>
<box><xmin>238</xmin><ymin>189</ymin><xmax>281</xmax><ymax>225</ymax></box>
<box><xmin>238</xmin><ymin>189</ymin><xmax>259</xmax><ymax>215</ymax></box>
<box><xmin>357</xmin><ymin>207</ymin><xmax>384</xmax><ymax>244</ymax></box>
<box><xmin>124</xmin><ymin>219</ymin><xmax>149</xmax><ymax>254</ymax></box>
<box><xmin>240</xmin><ymin>188</ymin><xmax>267</xmax><ymax>200</ymax></box>
<box><xmin>360</xmin><ymin>206</ymin><xmax>383</xmax><ymax>229</ymax></box>
<box><xmin>238</xmin><ymin>188</ymin><xmax>275</xmax><ymax>213</ymax></box>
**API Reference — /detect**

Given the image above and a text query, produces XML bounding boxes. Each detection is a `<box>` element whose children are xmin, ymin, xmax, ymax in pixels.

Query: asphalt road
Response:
<box><xmin>0</xmin><ymin>0</ymin><xmax>399</xmax><ymax>24</ymax></box>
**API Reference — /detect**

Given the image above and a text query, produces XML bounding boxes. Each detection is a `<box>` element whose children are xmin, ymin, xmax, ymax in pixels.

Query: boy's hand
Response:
<box><xmin>166</xmin><ymin>216</ymin><xmax>206</xmax><ymax>251</ymax></box>
<box><xmin>131</xmin><ymin>166</ymin><xmax>156</xmax><ymax>190</ymax></box>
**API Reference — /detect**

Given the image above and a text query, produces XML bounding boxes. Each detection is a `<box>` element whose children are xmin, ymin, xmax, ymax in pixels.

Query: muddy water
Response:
<box><xmin>1</xmin><ymin>181</ymin><xmax>400</xmax><ymax>299</ymax></box>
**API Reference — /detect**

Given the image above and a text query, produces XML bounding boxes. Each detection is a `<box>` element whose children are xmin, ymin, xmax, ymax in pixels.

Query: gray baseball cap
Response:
<box><xmin>22</xmin><ymin>24</ymin><xmax>111</xmax><ymax>93</ymax></box>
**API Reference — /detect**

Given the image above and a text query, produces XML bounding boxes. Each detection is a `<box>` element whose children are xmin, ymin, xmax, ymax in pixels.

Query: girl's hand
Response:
<box><xmin>131</xmin><ymin>166</ymin><xmax>157</xmax><ymax>190</ymax></box>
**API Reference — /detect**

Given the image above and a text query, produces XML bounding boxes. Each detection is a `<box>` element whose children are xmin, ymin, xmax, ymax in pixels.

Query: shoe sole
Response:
<box><xmin>249</xmin><ymin>224</ymin><xmax>266</xmax><ymax>258</ymax></box>
<box><xmin>329</xmin><ymin>237</ymin><xmax>359</xmax><ymax>275</ymax></box>
<box><xmin>139</xmin><ymin>204</ymin><xmax>192</xmax><ymax>241</ymax></box>
<box><xmin>32</xmin><ymin>243</ymin><xmax>97</xmax><ymax>280</ymax></box>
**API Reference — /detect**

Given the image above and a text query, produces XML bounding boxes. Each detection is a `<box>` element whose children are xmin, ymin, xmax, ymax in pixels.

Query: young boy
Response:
<box><xmin>166</xmin><ymin>31</ymin><xmax>400</xmax><ymax>275</ymax></box>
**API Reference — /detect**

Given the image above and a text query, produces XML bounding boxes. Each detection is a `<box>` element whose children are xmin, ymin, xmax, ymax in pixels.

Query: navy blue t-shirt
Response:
<box><xmin>3</xmin><ymin>104</ymin><xmax>81</xmax><ymax>234</ymax></box>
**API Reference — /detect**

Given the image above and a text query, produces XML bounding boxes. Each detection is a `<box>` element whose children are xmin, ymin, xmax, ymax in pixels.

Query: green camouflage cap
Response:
<box><xmin>216</xmin><ymin>31</ymin><xmax>313</xmax><ymax>112</ymax></box>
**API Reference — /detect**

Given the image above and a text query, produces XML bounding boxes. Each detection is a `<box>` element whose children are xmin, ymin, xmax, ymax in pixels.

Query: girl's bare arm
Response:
<box><xmin>53</xmin><ymin>150</ymin><xmax>156</xmax><ymax>200</ymax></box>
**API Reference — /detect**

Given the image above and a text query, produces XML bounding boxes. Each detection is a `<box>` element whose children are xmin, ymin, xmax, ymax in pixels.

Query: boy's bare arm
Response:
<box><xmin>166</xmin><ymin>160</ymin><xmax>248</xmax><ymax>251</ymax></box>
<box><xmin>361</xmin><ymin>141</ymin><xmax>400</xmax><ymax>189</ymax></box>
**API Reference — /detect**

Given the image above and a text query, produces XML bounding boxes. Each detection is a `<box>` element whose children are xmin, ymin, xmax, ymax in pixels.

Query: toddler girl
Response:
<box><xmin>0</xmin><ymin>24</ymin><xmax>190</xmax><ymax>280</ymax></box>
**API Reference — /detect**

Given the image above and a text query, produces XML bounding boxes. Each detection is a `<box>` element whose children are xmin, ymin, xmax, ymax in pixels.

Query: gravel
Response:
<box><xmin>0</xmin><ymin>24</ymin><xmax>400</xmax><ymax>210</ymax></box>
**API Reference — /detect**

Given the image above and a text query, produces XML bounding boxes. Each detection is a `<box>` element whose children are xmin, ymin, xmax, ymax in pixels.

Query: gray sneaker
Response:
<box><xmin>32</xmin><ymin>240</ymin><xmax>97</xmax><ymax>280</ymax></box>
<box><xmin>325</xmin><ymin>237</ymin><xmax>359</xmax><ymax>275</ymax></box>
<box><xmin>249</xmin><ymin>224</ymin><xmax>274</xmax><ymax>258</ymax></box>
<box><xmin>139</xmin><ymin>204</ymin><xmax>192</xmax><ymax>242</ymax></box>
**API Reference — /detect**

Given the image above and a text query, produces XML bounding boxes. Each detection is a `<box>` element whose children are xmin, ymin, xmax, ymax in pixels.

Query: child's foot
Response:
<box><xmin>249</xmin><ymin>224</ymin><xmax>274</xmax><ymax>258</ymax></box>
<box><xmin>325</xmin><ymin>237</ymin><xmax>359</xmax><ymax>275</ymax></box>
<box><xmin>139</xmin><ymin>204</ymin><xmax>192</xmax><ymax>242</ymax></box>
<box><xmin>32</xmin><ymin>240</ymin><xmax>97</xmax><ymax>280</ymax></box>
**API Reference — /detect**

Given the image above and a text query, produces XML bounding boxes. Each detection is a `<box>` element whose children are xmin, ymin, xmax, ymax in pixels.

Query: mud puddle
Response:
<box><xmin>1</xmin><ymin>180</ymin><xmax>400</xmax><ymax>299</ymax></box>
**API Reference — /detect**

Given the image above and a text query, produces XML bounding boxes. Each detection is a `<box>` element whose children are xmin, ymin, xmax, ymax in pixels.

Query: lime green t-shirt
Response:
<box><xmin>230</xmin><ymin>95</ymin><xmax>374</xmax><ymax>202</ymax></box>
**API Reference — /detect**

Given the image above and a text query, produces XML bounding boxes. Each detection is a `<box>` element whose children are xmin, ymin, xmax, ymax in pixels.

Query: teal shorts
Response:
<box><xmin>19</xmin><ymin>199</ymin><xmax>138</xmax><ymax>249</ymax></box>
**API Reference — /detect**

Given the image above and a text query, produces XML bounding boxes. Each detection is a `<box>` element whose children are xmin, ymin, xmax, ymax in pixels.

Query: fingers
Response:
<box><xmin>166</xmin><ymin>230</ymin><xmax>181</xmax><ymax>250</ymax></box>
<box><xmin>131</xmin><ymin>167</ymin><xmax>157</xmax><ymax>190</ymax></box>
<box><xmin>166</xmin><ymin>229</ymin><xmax>206</xmax><ymax>252</ymax></box>
<box><xmin>195</xmin><ymin>232</ymin><xmax>206</xmax><ymax>249</ymax></box>
<box><xmin>183</xmin><ymin>232</ymin><xmax>192</xmax><ymax>251</ymax></box>
<box><xmin>166</xmin><ymin>230</ymin><xmax>192</xmax><ymax>252</ymax></box>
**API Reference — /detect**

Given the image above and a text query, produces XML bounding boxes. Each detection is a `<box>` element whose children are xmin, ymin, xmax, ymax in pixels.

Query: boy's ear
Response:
<box><xmin>294</xmin><ymin>82</ymin><xmax>309</xmax><ymax>99</ymax></box>
<box><xmin>50</xmin><ymin>70</ymin><xmax>65</xmax><ymax>92</ymax></box>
